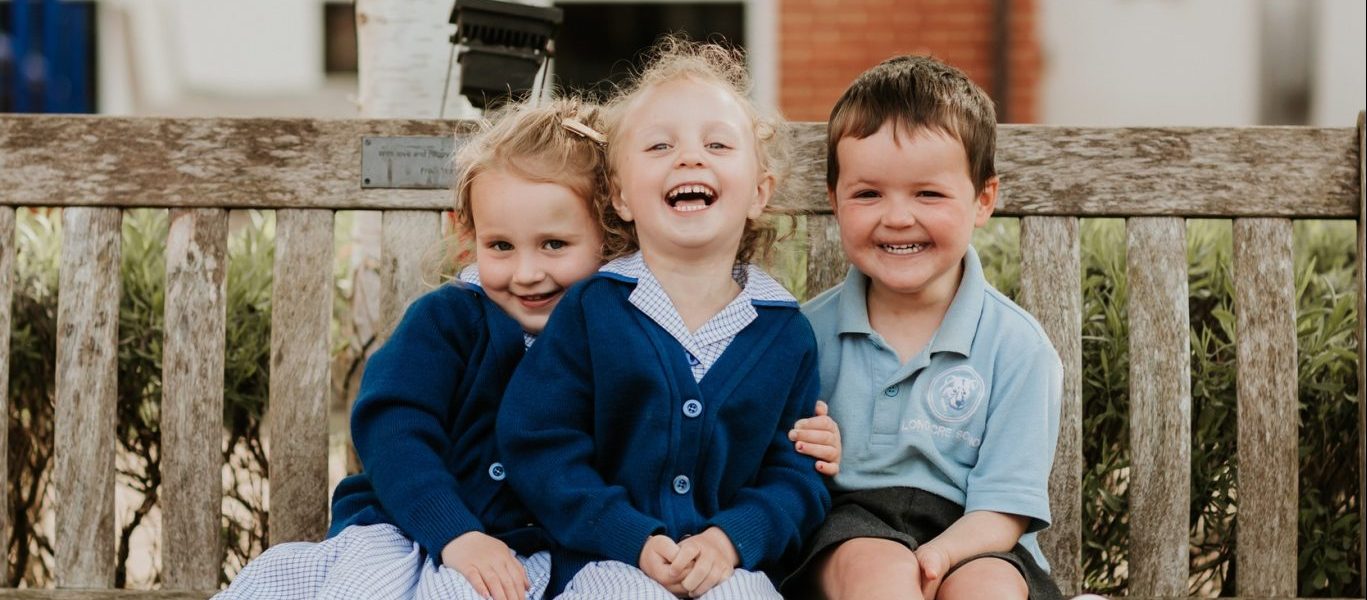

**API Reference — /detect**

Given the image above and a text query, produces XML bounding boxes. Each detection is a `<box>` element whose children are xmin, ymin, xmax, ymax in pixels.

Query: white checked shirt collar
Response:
<box><xmin>457</xmin><ymin>265</ymin><xmax>537</xmax><ymax>349</ymax></box>
<box><xmin>599</xmin><ymin>252</ymin><xmax>795</xmax><ymax>381</ymax></box>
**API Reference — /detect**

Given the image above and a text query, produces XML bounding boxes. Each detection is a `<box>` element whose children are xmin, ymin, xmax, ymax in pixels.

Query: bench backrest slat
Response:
<box><xmin>0</xmin><ymin>206</ymin><xmax>13</xmax><ymax>585</ymax></box>
<box><xmin>161</xmin><ymin>209</ymin><xmax>229</xmax><ymax>589</ymax></box>
<box><xmin>1125</xmin><ymin>216</ymin><xmax>1192</xmax><ymax>595</ymax></box>
<box><xmin>1020</xmin><ymin>216</ymin><xmax>1084</xmax><ymax>596</ymax></box>
<box><xmin>3</xmin><ymin>118</ymin><xmax>1358</xmax><ymax>218</ymax></box>
<box><xmin>266</xmin><ymin>209</ymin><xmax>334</xmax><ymax>545</ymax></box>
<box><xmin>379</xmin><ymin>211</ymin><xmax>443</xmax><ymax>343</ymax></box>
<box><xmin>53</xmin><ymin>207</ymin><xmax>122</xmax><ymax>588</ymax></box>
<box><xmin>803</xmin><ymin>215</ymin><xmax>845</xmax><ymax>299</ymax></box>
<box><xmin>1232</xmin><ymin>217</ymin><xmax>1300</xmax><ymax>596</ymax></box>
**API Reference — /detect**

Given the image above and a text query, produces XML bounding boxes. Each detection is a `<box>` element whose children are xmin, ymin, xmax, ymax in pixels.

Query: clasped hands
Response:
<box><xmin>639</xmin><ymin>527</ymin><xmax>739</xmax><ymax>598</ymax></box>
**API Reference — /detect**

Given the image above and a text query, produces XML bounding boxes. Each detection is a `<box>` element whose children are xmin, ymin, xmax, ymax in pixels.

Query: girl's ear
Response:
<box><xmin>748</xmin><ymin>171</ymin><xmax>775</xmax><ymax>219</ymax></box>
<box><xmin>611</xmin><ymin>190</ymin><xmax>635</xmax><ymax>223</ymax></box>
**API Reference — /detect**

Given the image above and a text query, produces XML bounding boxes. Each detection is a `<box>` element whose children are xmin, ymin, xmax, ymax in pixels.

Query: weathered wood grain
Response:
<box><xmin>1126</xmin><ymin>217</ymin><xmax>1191</xmax><ymax>597</ymax></box>
<box><xmin>804</xmin><ymin>215</ymin><xmax>846</xmax><ymax>300</ymax></box>
<box><xmin>1232</xmin><ymin>218</ymin><xmax>1299</xmax><ymax>597</ymax></box>
<box><xmin>161</xmin><ymin>209</ymin><xmax>228</xmax><ymax>589</ymax></box>
<box><xmin>379</xmin><ymin>210</ymin><xmax>442</xmax><ymax>341</ymax></box>
<box><xmin>1019</xmin><ymin>216</ymin><xmax>1083</xmax><ymax>596</ymax></box>
<box><xmin>268</xmin><ymin>209</ymin><xmax>334</xmax><ymax>545</ymax></box>
<box><xmin>1</xmin><ymin>117</ymin><xmax>1358</xmax><ymax>217</ymax></box>
<box><xmin>54</xmin><ymin>207</ymin><xmax>122</xmax><ymax>588</ymax></box>
<box><xmin>1357</xmin><ymin>110</ymin><xmax>1365</xmax><ymax>597</ymax></box>
<box><xmin>0</xmin><ymin>206</ymin><xmax>12</xmax><ymax>585</ymax></box>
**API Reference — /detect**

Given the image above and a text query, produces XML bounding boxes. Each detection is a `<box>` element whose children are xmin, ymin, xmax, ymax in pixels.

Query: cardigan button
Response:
<box><xmin>488</xmin><ymin>462</ymin><xmax>506</xmax><ymax>481</ymax></box>
<box><xmin>672</xmin><ymin>475</ymin><xmax>691</xmax><ymax>495</ymax></box>
<box><xmin>683</xmin><ymin>399</ymin><xmax>703</xmax><ymax>418</ymax></box>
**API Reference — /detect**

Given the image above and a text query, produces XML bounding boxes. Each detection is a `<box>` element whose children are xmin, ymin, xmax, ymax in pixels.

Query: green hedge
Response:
<box><xmin>5</xmin><ymin>210</ymin><xmax>1360</xmax><ymax>595</ymax></box>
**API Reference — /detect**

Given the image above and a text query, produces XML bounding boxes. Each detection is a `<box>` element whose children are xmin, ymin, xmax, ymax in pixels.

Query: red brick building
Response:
<box><xmin>778</xmin><ymin>0</ymin><xmax>1040</xmax><ymax>122</ymax></box>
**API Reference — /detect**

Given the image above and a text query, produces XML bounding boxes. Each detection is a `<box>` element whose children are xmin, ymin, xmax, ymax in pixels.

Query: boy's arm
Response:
<box><xmin>496</xmin><ymin>287</ymin><xmax>667</xmax><ymax>565</ymax></box>
<box><xmin>916</xmin><ymin>510</ymin><xmax>1030</xmax><ymax>572</ymax></box>
<box><xmin>926</xmin><ymin>334</ymin><xmax>1063</xmax><ymax>569</ymax></box>
<box><xmin>349</xmin><ymin>289</ymin><xmax>486</xmax><ymax>558</ymax></box>
<box><xmin>707</xmin><ymin>332</ymin><xmax>832</xmax><ymax>570</ymax></box>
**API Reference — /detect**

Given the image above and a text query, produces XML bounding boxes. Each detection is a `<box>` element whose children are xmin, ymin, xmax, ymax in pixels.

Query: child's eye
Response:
<box><xmin>647</xmin><ymin>142</ymin><xmax>671</xmax><ymax>151</ymax></box>
<box><xmin>706</xmin><ymin>142</ymin><xmax>731</xmax><ymax>150</ymax></box>
<box><xmin>489</xmin><ymin>241</ymin><xmax>513</xmax><ymax>252</ymax></box>
<box><xmin>543</xmin><ymin>239</ymin><xmax>567</xmax><ymax>250</ymax></box>
<box><xmin>917</xmin><ymin>190</ymin><xmax>947</xmax><ymax>199</ymax></box>
<box><xmin>852</xmin><ymin>189</ymin><xmax>881</xmax><ymax>199</ymax></box>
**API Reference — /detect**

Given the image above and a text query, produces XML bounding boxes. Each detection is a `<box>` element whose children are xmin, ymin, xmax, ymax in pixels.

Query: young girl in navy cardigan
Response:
<box><xmin>497</xmin><ymin>39</ymin><xmax>831</xmax><ymax>600</ymax></box>
<box><xmin>216</xmin><ymin>97</ymin><xmax>839</xmax><ymax>600</ymax></box>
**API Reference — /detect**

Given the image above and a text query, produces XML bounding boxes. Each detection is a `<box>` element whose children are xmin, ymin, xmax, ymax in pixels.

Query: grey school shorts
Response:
<box><xmin>780</xmin><ymin>487</ymin><xmax>1063</xmax><ymax>600</ymax></box>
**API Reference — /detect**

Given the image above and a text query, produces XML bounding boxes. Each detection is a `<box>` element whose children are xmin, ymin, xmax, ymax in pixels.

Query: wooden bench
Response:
<box><xmin>0</xmin><ymin>114</ymin><xmax>1362</xmax><ymax>599</ymax></box>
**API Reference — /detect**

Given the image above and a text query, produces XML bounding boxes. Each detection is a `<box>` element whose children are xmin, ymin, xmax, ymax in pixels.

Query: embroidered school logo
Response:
<box><xmin>926</xmin><ymin>366</ymin><xmax>986</xmax><ymax>423</ymax></box>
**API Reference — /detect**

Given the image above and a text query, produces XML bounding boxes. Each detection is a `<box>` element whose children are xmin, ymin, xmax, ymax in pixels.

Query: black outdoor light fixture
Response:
<box><xmin>448</xmin><ymin>0</ymin><xmax>563</xmax><ymax>109</ymax></box>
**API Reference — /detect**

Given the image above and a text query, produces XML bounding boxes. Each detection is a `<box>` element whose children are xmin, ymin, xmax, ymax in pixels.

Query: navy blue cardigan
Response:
<box><xmin>497</xmin><ymin>273</ymin><xmax>831</xmax><ymax>594</ymax></box>
<box><xmin>329</xmin><ymin>283</ymin><xmax>551</xmax><ymax>560</ymax></box>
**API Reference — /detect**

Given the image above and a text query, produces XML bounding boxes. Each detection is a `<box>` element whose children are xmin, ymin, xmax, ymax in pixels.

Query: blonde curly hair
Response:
<box><xmin>598</xmin><ymin>36</ymin><xmax>791</xmax><ymax>265</ymax></box>
<box><xmin>452</xmin><ymin>97</ymin><xmax>610</xmax><ymax>248</ymax></box>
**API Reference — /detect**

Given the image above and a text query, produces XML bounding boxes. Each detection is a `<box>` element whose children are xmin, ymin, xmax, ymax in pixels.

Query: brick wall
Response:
<box><xmin>778</xmin><ymin>0</ymin><xmax>1040</xmax><ymax>123</ymax></box>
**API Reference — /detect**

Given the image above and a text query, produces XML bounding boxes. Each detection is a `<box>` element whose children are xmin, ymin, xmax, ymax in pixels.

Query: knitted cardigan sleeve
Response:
<box><xmin>497</xmin><ymin>285</ymin><xmax>667</xmax><ymax>565</ymax></box>
<box><xmin>708</xmin><ymin>316</ymin><xmax>831</xmax><ymax>570</ymax></box>
<box><xmin>349</xmin><ymin>287</ymin><xmax>487</xmax><ymax>558</ymax></box>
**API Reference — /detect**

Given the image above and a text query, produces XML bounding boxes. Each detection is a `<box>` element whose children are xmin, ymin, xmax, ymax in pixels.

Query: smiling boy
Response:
<box><xmin>785</xmin><ymin>56</ymin><xmax>1064</xmax><ymax>600</ymax></box>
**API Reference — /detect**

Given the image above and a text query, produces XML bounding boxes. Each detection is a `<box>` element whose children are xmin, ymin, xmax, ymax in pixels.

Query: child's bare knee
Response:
<box><xmin>937</xmin><ymin>556</ymin><xmax>1026</xmax><ymax>600</ymax></box>
<box><xmin>817</xmin><ymin>538</ymin><xmax>918</xmax><ymax>598</ymax></box>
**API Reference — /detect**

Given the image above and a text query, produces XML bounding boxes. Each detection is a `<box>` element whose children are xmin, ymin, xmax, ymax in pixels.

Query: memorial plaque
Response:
<box><xmin>361</xmin><ymin>136</ymin><xmax>459</xmax><ymax>189</ymax></box>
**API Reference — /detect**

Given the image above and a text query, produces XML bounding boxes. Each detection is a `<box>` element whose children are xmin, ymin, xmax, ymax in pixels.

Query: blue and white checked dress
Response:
<box><xmin>214</xmin><ymin>524</ymin><xmax>551</xmax><ymax>599</ymax></box>
<box><xmin>216</xmin><ymin>266</ymin><xmax>548</xmax><ymax>600</ymax></box>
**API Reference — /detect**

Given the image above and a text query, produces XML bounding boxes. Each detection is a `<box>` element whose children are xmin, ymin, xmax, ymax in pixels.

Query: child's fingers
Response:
<box><xmin>489</xmin><ymin>564</ymin><xmax>518</xmax><ymax>600</ymax></box>
<box><xmin>815</xmin><ymin>400</ymin><xmax>830</xmax><ymax>416</ymax></box>
<box><xmin>795</xmin><ymin>440</ymin><xmax>839</xmax><ymax>462</ymax></box>
<box><xmin>461</xmin><ymin>567</ymin><xmax>491</xmax><ymax>600</ymax></box>
<box><xmin>502</xmin><ymin>559</ymin><xmax>528</xmax><ymax>598</ymax></box>
<box><xmin>815</xmin><ymin>460</ymin><xmax>841</xmax><ymax>476</ymax></box>
<box><xmin>789</xmin><ymin>427</ymin><xmax>837</xmax><ymax>447</ymax></box>
<box><xmin>670</xmin><ymin>543</ymin><xmax>701</xmax><ymax>579</ymax></box>
<box><xmin>681</xmin><ymin>555</ymin><xmax>712</xmax><ymax>595</ymax></box>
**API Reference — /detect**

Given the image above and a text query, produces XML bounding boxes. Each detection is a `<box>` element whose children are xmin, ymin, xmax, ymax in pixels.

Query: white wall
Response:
<box><xmin>1040</xmin><ymin>0</ymin><xmax>1261</xmax><ymax>126</ymax></box>
<box><xmin>171</xmin><ymin>0</ymin><xmax>324</xmax><ymax>95</ymax></box>
<box><xmin>1310</xmin><ymin>0</ymin><xmax>1366</xmax><ymax>126</ymax></box>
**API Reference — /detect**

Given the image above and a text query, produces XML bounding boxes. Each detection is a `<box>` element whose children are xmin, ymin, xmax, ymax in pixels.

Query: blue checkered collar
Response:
<box><xmin>457</xmin><ymin>265</ymin><xmax>537</xmax><ymax>349</ymax></box>
<box><xmin>599</xmin><ymin>251</ymin><xmax>795</xmax><ymax>347</ymax></box>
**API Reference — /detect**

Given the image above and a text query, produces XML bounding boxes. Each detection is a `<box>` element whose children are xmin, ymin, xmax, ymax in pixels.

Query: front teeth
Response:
<box><xmin>880</xmin><ymin>243</ymin><xmax>928</xmax><ymax>255</ymax></box>
<box><xmin>666</xmin><ymin>184</ymin><xmax>716</xmax><ymax>200</ymax></box>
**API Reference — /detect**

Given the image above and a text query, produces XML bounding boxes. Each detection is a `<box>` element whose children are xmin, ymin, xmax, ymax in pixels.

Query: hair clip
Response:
<box><xmin>561</xmin><ymin>117</ymin><xmax>607</xmax><ymax>146</ymax></box>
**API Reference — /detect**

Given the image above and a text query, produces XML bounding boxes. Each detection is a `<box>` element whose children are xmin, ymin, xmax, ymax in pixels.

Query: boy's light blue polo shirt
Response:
<box><xmin>802</xmin><ymin>245</ymin><xmax>1062</xmax><ymax>569</ymax></box>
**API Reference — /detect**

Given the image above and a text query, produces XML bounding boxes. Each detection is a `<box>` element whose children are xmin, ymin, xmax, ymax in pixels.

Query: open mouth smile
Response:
<box><xmin>516</xmin><ymin>290</ymin><xmax>562</xmax><ymax>308</ymax></box>
<box><xmin>879</xmin><ymin>242</ymin><xmax>930</xmax><ymax>255</ymax></box>
<box><xmin>666</xmin><ymin>183</ymin><xmax>717</xmax><ymax>213</ymax></box>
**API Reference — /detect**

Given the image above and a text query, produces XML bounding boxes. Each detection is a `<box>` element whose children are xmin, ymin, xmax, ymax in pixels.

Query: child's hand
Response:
<box><xmin>789</xmin><ymin>400</ymin><xmax>843</xmax><ymax>475</ymax></box>
<box><xmin>669</xmin><ymin>527</ymin><xmax>739</xmax><ymax>597</ymax></box>
<box><xmin>913</xmin><ymin>543</ymin><xmax>951</xmax><ymax>600</ymax></box>
<box><xmin>640</xmin><ymin>534</ymin><xmax>689</xmax><ymax>596</ymax></box>
<box><xmin>441</xmin><ymin>531</ymin><xmax>530</xmax><ymax>600</ymax></box>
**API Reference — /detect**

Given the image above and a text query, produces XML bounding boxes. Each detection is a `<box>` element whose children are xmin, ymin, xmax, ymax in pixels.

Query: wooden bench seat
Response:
<box><xmin>0</xmin><ymin>114</ymin><xmax>1362</xmax><ymax>599</ymax></box>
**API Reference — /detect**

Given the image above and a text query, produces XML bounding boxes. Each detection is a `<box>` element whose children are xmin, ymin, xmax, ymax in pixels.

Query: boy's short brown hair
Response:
<box><xmin>827</xmin><ymin>55</ymin><xmax>997</xmax><ymax>193</ymax></box>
